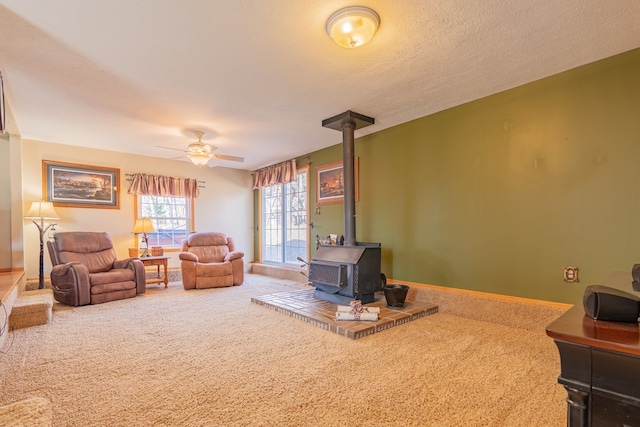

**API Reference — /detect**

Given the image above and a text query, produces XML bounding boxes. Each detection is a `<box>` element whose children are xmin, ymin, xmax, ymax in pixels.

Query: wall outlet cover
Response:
<box><xmin>564</xmin><ymin>266</ymin><xmax>579</xmax><ymax>282</ymax></box>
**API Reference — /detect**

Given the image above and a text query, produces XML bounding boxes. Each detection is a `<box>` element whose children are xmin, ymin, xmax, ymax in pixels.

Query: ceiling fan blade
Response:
<box><xmin>155</xmin><ymin>145</ymin><xmax>187</xmax><ymax>153</ymax></box>
<box><xmin>214</xmin><ymin>154</ymin><xmax>244</xmax><ymax>162</ymax></box>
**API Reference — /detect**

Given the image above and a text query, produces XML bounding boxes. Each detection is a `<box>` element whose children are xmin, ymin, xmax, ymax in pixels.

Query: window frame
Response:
<box><xmin>133</xmin><ymin>194</ymin><xmax>195</xmax><ymax>252</ymax></box>
<box><xmin>258</xmin><ymin>165</ymin><xmax>309</xmax><ymax>266</ymax></box>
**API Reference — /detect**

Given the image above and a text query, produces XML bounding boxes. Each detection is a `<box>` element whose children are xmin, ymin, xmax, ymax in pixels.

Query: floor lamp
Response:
<box><xmin>25</xmin><ymin>200</ymin><xmax>60</xmax><ymax>289</ymax></box>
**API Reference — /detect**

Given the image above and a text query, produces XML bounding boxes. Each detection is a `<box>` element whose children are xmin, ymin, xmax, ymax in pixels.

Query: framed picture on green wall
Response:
<box><xmin>316</xmin><ymin>158</ymin><xmax>358</xmax><ymax>205</ymax></box>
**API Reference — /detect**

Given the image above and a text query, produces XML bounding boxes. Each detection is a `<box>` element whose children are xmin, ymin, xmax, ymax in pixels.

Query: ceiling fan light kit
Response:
<box><xmin>188</xmin><ymin>152</ymin><xmax>213</xmax><ymax>166</ymax></box>
<box><xmin>326</xmin><ymin>6</ymin><xmax>380</xmax><ymax>48</ymax></box>
<box><xmin>187</xmin><ymin>131</ymin><xmax>213</xmax><ymax>166</ymax></box>
<box><xmin>155</xmin><ymin>130</ymin><xmax>244</xmax><ymax>166</ymax></box>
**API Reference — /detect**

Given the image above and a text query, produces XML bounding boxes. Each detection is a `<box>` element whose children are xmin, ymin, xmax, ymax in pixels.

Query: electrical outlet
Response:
<box><xmin>563</xmin><ymin>266</ymin><xmax>579</xmax><ymax>283</ymax></box>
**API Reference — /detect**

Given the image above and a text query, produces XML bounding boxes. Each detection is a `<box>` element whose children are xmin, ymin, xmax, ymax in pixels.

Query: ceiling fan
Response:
<box><xmin>155</xmin><ymin>131</ymin><xmax>244</xmax><ymax>166</ymax></box>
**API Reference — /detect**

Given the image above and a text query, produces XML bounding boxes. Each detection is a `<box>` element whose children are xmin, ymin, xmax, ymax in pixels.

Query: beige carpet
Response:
<box><xmin>0</xmin><ymin>274</ymin><xmax>567</xmax><ymax>426</ymax></box>
<box><xmin>0</xmin><ymin>397</ymin><xmax>52</xmax><ymax>427</ymax></box>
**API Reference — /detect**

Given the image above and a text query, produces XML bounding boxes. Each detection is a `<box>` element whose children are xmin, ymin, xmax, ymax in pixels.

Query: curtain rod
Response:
<box><xmin>252</xmin><ymin>156</ymin><xmax>310</xmax><ymax>174</ymax></box>
<box><xmin>124</xmin><ymin>173</ymin><xmax>205</xmax><ymax>188</ymax></box>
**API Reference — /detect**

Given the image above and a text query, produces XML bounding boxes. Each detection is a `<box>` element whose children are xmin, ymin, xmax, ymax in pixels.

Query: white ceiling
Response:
<box><xmin>1</xmin><ymin>1</ymin><xmax>639</xmax><ymax>171</ymax></box>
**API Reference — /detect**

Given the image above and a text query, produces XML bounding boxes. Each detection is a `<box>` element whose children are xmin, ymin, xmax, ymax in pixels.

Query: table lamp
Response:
<box><xmin>133</xmin><ymin>217</ymin><xmax>155</xmax><ymax>257</ymax></box>
<box><xmin>25</xmin><ymin>200</ymin><xmax>60</xmax><ymax>289</ymax></box>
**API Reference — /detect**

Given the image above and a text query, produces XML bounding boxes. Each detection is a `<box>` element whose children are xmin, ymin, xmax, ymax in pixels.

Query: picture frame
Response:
<box><xmin>316</xmin><ymin>157</ymin><xmax>359</xmax><ymax>205</ymax></box>
<box><xmin>43</xmin><ymin>160</ymin><xmax>120</xmax><ymax>209</ymax></box>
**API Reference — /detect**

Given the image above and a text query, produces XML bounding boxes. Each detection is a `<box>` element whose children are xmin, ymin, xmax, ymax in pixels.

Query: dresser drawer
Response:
<box><xmin>593</xmin><ymin>349</ymin><xmax>640</xmax><ymax>401</ymax></box>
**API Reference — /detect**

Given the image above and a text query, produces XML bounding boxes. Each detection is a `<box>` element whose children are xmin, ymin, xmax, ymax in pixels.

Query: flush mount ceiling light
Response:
<box><xmin>326</xmin><ymin>6</ymin><xmax>380</xmax><ymax>48</ymax></box>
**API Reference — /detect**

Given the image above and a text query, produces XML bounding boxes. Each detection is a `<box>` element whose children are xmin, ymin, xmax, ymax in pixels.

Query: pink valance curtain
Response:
<box><xmin>127</xmin><ymin>173</ymin><xmax>200</xmax><ymax>198</ymax></box>
<box><xmin>252</xmin><ymin>159</ymin><xmax>297</xmax><ymax>189</ymax></box>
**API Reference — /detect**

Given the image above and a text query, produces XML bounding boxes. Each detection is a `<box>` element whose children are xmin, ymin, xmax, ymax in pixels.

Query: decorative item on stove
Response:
<box><xmin>335</xmin><ymin>300</ymin><xmax>379</xmax><ymax>321</ymax></box>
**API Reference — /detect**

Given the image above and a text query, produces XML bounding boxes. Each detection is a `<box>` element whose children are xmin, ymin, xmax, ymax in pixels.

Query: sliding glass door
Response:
<box><xmin>261</xmin><ymin>169</ymin><xmax>308</xmax><ymax>265</ymax></box>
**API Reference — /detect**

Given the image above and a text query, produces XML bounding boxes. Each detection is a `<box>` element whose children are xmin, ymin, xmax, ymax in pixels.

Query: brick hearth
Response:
<box><xmin>252</xmin><ymin>288</ymin><xmax>438</xmax><ymax>339</ymax></box>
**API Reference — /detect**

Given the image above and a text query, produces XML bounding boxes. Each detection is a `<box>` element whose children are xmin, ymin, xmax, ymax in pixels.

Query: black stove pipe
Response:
<box><xmin>321</xmin><ymin>111</ymin><xmax>374</xmax><ymax>246</ymax></box>
<box><xmin>341</xmin><ymin>119</ymin><xmax>356</xmax><ymax>246</ymax></box>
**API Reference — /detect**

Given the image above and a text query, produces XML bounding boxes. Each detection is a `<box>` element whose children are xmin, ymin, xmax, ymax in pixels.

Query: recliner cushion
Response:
<box><xmin>55</xmin><ymin>232</ymin><xmax>117</xmax><ymax>273</ymax></box>
<box><xmin>91</xmin><ymin>281</ymin><xmax>136</xmax><ymax>295</ymax></box>
<box><xmin>195</xmin><ymin>261</ymin><xmax>232</xmax><ymax>277</ymax></box>
<box><xmin>58</xmin><ymin>250</ymin><xmax>117</xmax><ymax>273</ymax></box>
<box><xmin>188</xmin><ymin>246</ymin><xmax>229</xmax><ymax>264</ymax></box>
<box><xmin>186</xmin><ymin>232</ymin><xmax>228</xmax><ymax>247</ymax></box>
<box><xmin>90</xmin><ymin>269</ymin><xmax>135</xmax><ymax>285</ymax></box>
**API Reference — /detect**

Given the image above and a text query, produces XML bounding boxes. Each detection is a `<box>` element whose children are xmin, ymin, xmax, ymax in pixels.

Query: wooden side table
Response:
<box><xmin>140</xmin><ymin>256</ymin><xmax>169</xmax><ymax>288</ymax></box>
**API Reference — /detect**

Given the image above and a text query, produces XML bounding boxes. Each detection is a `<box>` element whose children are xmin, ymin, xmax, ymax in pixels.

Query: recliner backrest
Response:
<box><xmin>52</xmin><ymin>232</ymin><xmax>118</xmax><ymax>273</ymax></box>
<box><xmin>182</xmin><ymin>232</ymin><xmax>231</xmax><ymax>263</ymax></box>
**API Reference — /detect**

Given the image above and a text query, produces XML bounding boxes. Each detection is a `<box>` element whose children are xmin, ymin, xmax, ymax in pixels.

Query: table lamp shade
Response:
<box><xmin>133</xmin><ymin>218</ymin><xmax>155</xmax><ymax>234</ymax></box>
<box><xmin>25</xmin><ymin>201</ymin><xmax>59</xmax><ymax>220</ymax></box>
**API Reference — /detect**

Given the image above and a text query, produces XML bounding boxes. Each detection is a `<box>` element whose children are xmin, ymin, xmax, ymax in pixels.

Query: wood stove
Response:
<box><xmin>310</xmin><ymin>243</ymin><xmax>381</xmax><ymax>305</ymax></box>
<box><xmin>310</xmin><ymin>111</ymin><xmax>382</xmax><ymax>305</ymax></box>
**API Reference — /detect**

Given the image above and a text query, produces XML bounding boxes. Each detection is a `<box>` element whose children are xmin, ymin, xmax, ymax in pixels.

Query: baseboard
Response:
<box><xmin>250</xmin><ymin>263</ymin><xmax>308</xmax><ymax>282</ymax></box>
<box><xmin>393</xmin><ymin>279</ymin><xmax>571</xmax><ymax>309</ymax></box>
<box><xmin>252</xmin><ymin>265</ymin><xmax>570</xmax><ymax>332</ymax></box>
<box><xmin>393</xmin><ymin>279</ymin><xmax>571</xmax><ymax>332</ymax></box>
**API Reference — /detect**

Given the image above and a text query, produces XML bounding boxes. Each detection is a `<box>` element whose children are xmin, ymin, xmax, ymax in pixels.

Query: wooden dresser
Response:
<box><xmin>546</xmin><ymin>272</ymin><xmax>640</xmax><ymax>426</ymax></box>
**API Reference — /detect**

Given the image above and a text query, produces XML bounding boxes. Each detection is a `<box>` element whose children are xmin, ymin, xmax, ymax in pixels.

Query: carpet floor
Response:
<box><xmin>0</xmin><ymin>274</ymin><xmax>566</xmax><ymax>426</ymax></box>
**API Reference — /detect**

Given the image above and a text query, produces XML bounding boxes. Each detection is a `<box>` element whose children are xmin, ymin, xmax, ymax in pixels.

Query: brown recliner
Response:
<box><xmin>179</xmin><ymin>232</ymin><xmax>244</xmax><ymax>289</ymax></box>
<box><xmin>47</xmin><ymin>231</ymin><xmax>146</xmax><ymax>306</ymax></box>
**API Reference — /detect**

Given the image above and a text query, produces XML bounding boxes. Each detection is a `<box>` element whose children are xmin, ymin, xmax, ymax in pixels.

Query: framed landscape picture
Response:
<box><xmin>316</xmin><ymin>158</ymin><xmax>359</xmax><ymax>205</ymax></box>
<box><xmin>43</xmin><ymin>160</ymin><xmax>120</xmax><ymax>209</ymax></box>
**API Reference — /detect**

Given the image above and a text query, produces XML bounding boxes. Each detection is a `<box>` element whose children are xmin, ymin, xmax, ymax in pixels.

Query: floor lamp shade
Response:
<box><xmin>25</xmin><ymin>201</ymin><xmax>60</xmax><ymax>289</ymax></box>
<box><xmin>25</xmin><ymin>201</ymin><xmax>59</xmax><ymax>220</ymax></box>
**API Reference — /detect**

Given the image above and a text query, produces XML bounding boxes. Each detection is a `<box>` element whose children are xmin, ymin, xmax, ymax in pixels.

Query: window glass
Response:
<box><xmin>137</xmin><ymin>195</ymin><xmax>191</xmax><ymax>248</ymax></box>
<box><xmin>261</xmin><ymin>169</ymin><xmax>308</xmax><ymax>264</ymax></box>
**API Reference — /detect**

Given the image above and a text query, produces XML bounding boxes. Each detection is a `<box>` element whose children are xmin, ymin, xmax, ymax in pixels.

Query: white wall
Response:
<box><xmin>10</xmin><ymin>133</ymin><xmax>24</xmax><ymax>269</ymax></box>
<box><xmin>21</xmin><ymin>139</ymin><xmax>254</xmax><ymax>281</ymax></box>
<box><xmin>0</xmin><ymin>134</ymin><xmax>10</xmax><ymax>269</ymax></box>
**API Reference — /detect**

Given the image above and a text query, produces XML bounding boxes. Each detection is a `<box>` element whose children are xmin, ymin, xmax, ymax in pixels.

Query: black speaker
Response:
<box><xmin>583</xmin><ymin>285</ymin><xmax>640</xmax><ymax>323</ymax></box>
<box><xmin>632</xmin><ymin>264</ymin><xmax>640</xmax><ymax>291</ymax></box>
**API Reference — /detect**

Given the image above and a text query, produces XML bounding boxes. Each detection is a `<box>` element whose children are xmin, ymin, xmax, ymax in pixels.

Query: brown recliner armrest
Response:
<box><xmin>179</xmin><ymin>252</ymin><xmax>199</xmax><ymax>262</ymax></box>
<box><xmin>50</xmin><ymin>262</ymin><xmax>91</xmax><ymax>306</ymax></box>
<box><xmin>225</xmin><ymin>251</ymin><xmax>245</xmax><ymax>286</ymax></box>
<box><xmin>114</xmin><ymin>258</ymin><xmax>147</xmax><ymax>294</ymax></box>
<box><xmin>179</xmin><ymin>252</ymin><xmax>199</xmax><ymax>289</ymax></box>
<box><xmin>113</xmin><ymin>258</ymin><xmax>134</xmax><ymax>269</ymax></box>
<box><xmin>224</xmin><ymin>250</ymin><xmax>244</xmax><ymax>262</ymax></box>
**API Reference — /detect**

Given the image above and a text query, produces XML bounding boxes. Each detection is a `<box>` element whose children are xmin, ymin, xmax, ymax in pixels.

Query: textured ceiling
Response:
<box><xmin>1</xmin><ymin>1</ymin><xmax>639</xmax><ymax>170</ymax></box>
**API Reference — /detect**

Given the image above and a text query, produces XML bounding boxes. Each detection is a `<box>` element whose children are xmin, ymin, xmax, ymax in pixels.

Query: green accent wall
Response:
<box><xmin>257</xmin><ymin>48</ymin><xmax>640</xmax><ymax>304</ymax></box>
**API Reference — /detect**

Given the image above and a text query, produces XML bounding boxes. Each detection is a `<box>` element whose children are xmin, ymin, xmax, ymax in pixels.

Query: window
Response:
<box><xmin>261</xmin><ymin>168</ymin><xmax>308</xmax><ymax>265</ymax></box>
<box><xmin>136</xmin><ymin>195</ymin><xmax>193</xmax><ymax>248</ymax></box>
